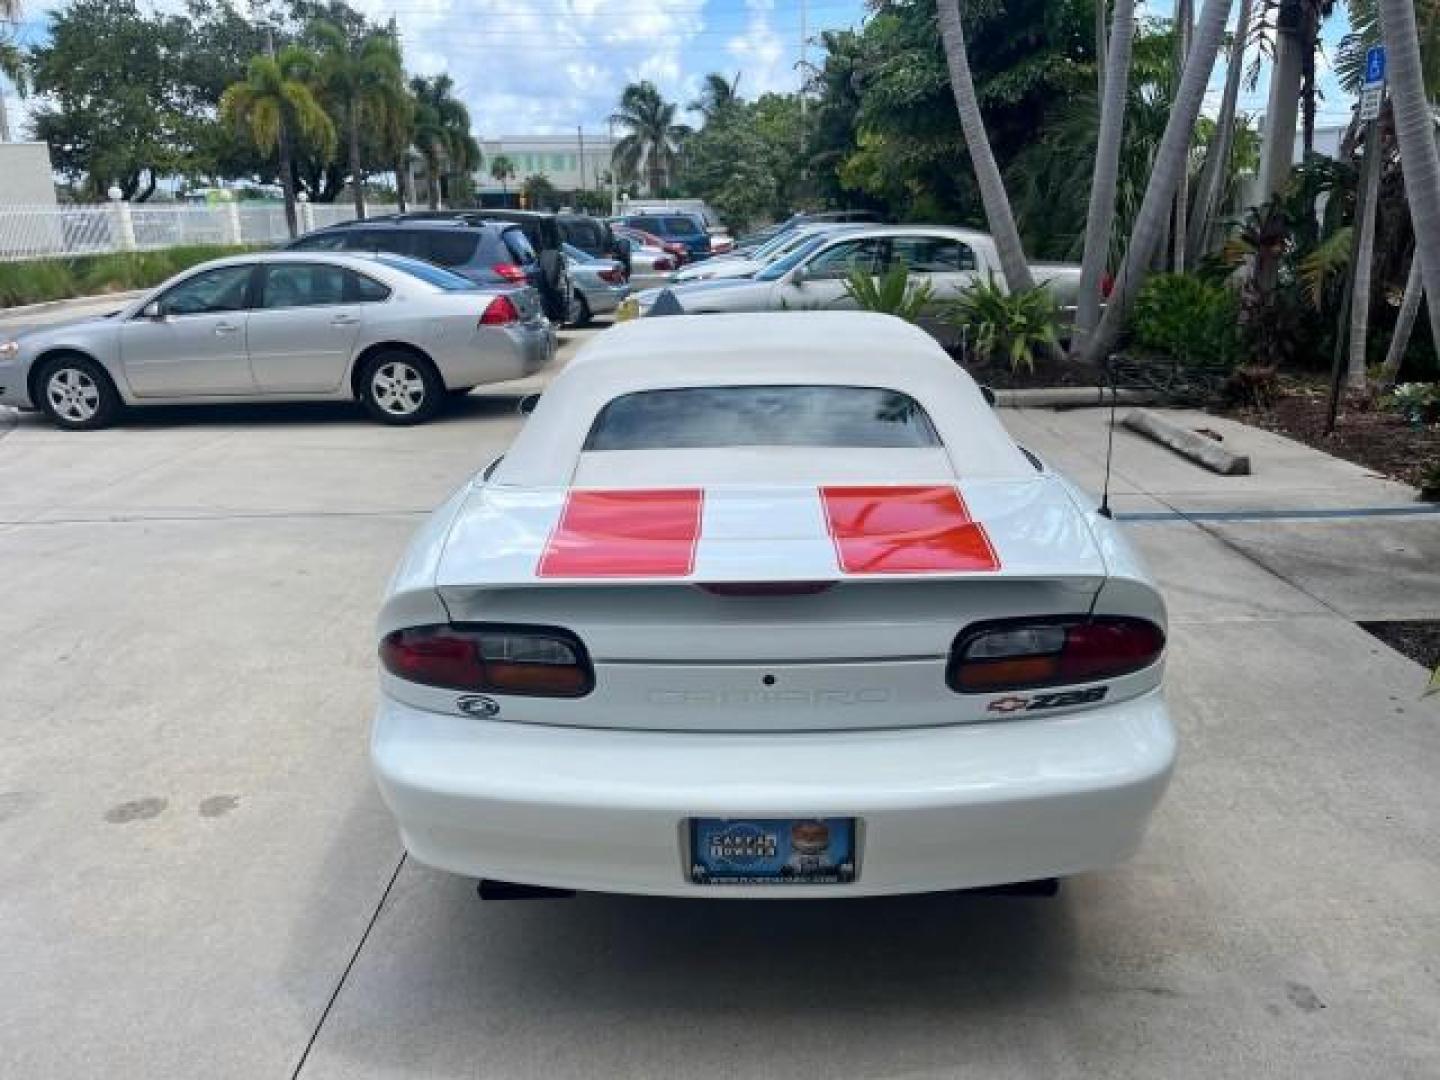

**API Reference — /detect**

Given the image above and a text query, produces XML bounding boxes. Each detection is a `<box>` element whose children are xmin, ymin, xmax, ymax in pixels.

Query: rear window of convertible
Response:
<box><xmin>583</xmin><ymin>386</ymin><xmax>941</xmax><ymax>450</ymax></box>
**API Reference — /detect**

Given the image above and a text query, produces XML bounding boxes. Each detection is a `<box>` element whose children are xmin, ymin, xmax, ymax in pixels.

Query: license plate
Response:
<box><xmin>688</xmin><ymin>818</ymin><xmax>857</xmax><ymax>885</ymax></box>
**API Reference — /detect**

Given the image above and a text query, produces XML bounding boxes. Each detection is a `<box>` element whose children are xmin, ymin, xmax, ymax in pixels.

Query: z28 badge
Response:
<box><xmin>987</xmin><ymin>687</ymin><xmax>1108</xmax><ymax>713</ymax></box>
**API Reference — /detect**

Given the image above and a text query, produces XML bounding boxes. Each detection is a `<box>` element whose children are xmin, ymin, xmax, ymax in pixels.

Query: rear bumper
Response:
<box><xmin>579</xmin><ymin>282</ymin><xmax>630</xmax><ymax>316</ymax></box>
<box><xmin>443</xmin><ymin>321</ymin><xmax>553</xmax><ymax>388</ymax></box>
<box><xmin>372</xmin><ymin>690</ymin><xmax>1175</xmax><ymax>898</ymax></box>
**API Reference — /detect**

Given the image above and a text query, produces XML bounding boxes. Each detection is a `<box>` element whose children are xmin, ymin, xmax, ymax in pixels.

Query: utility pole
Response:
<box><xmin>577</xmin><ymin>125</ymin><xmax>586</xmax><ymax>198</ymax></box>
<box><xmin>608</xmin><ymin>119</ymin><xmax>618</xmax><ymax>216</ymax></box>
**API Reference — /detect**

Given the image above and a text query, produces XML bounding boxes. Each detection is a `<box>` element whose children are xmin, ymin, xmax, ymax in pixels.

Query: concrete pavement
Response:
<box><xmin>1</xmin><ymin>332</ymin><xmax>1437</xmax><ymax>1078</ymax></box>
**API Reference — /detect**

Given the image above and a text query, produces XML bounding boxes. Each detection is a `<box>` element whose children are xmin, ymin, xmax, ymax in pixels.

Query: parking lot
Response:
<box><xmin>3</xmin><ymin>322</ymin><xmax>1439</xmax><ymax>1079</ymax></box>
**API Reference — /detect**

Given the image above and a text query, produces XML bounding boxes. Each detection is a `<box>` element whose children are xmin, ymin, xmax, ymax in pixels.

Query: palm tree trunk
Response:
<box><xmin>1346</xmin><ymin>119</ymin><xmax>1384</xmax><ymax>389</ymax></box>
<box><xmin>1074</xmin><ymin>0</ymin><xmax>1137</xmax><ymax>349</ymax></box>
<box><xmin>1095</xmin><ymin>0</ymin><xmax>1108</xmax><ymax>98</ymax></box>
<box><xmin>936</xmin><ymin>0</ymin><xmax>1035</xmax><ymax>293</ymax></box>
<box><xmin>0</xmin><ymin>93</ymin><xmax>10</xmax><ymax>143</ymax></box>
<box><xmin>349</xmin><ymin>108</ymin><xmax>366</xmax><ymax>220</ymax></box>
<box><xmin>1380</xmin><ymin>0</ymin><xmax>1440</xmax><ymax>368</ymax></box>
<box><xmin>1301</xmin><ymin>8</ymin><xmax>1317</xmax><ymax>158</ymax></box>
<box><xmin>1259</xmin><ymin>0</ymin><xmax>1304</xmax><ymax>200</ymax></box>
<box><xmin>1187</xmin><ymin>0</ymin><xmax>1253</xmax><ymax>257</ymax></box>
<box><xmin>426</xmin><ymin>149</ymin><xmax>441</xmax><ymax>209</ymax></box>
<box><xmin>394</xmin><ymin>154</ymin><xmax>408</xmax><ymax>213</ymax></box>
<box><xmin>1173</xmin><ymin>0</ymin><xmax>1193</xmax><ymax>272</ymax></box>
<box><xmin>277</xmin><ymin>119</ymin><xmax>299</xmax><ymax>239</ymax></box>
<box><xmin>1377</xmin><ymin>249</ymin><xmax>1423</xmax><ymax>391</ymax></box>
<box><xmin>1080</xmin><ymin>0</ymin><xmax>1234</xmax><ymax>367</ymax></box>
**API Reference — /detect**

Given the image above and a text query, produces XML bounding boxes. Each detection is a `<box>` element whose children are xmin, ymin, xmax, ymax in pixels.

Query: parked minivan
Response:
<box><xmin>289</xmin><ymin>218</ymin><xmax>542</xmax><ymax>293</ymax></box>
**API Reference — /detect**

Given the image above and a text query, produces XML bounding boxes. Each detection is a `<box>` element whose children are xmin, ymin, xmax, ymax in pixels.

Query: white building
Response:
<box><xmin>0</xmin><ymin>142</ymin><xmax>58</xmax><ymax>208</ymax></box>
<box><xmin>476</xmin><ymin>134</ymin><xmax>618</xmax><ymax>195</ymax></box>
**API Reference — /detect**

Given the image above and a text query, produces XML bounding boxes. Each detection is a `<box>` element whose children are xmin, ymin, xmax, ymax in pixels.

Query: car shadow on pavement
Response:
<box><xmin>7</xmin><ymin>393</ymin><xmax>529</xmax><ymax>431</ymax></box>
<box><xmin>286</xmin><ymin>824</ymin><xmax>1084</xmax><ymax>1076</ymax></box>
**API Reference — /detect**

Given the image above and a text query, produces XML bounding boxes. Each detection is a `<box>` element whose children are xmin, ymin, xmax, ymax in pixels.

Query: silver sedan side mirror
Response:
<box><xmin>790</xmin><ymin>265</ymin><xmax>808</xmax><ymax>287</ymax></box>
<box><xmin>142</xmin><ymin>301</ymin><xmax>165</xmax><ymax>320</ymax></box>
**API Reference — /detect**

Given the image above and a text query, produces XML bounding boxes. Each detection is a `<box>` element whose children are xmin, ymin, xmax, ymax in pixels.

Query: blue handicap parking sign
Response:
<box><xmin>1365</xmin><ymin>46</ymin><xmax>1386</xmax><ymax>85</ymax></box>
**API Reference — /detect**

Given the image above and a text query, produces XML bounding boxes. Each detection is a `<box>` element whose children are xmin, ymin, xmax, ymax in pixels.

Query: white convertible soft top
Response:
<box><xmin>491</xmin><ymin>312</ymin><xmax>1035</xmax><ymax>488</ymax></box>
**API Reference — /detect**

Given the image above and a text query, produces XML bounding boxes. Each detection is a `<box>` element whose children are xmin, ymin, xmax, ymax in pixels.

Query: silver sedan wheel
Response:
<box><xmin>46</xmin><ymin>367</ymin><xmax>101</xmax><ymax>423</ymax></box>
<box><xmin>370</xmin><ymin>360</ymin><xmax>427</xmax><ymax>417</ymax></box>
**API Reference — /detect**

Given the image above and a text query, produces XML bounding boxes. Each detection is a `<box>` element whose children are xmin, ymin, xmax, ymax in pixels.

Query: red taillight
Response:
<box><xmin>493</xmin><ymin>262</ymin><xmax>527</xmax><ymax>283</ymax></box>
<box><xmin>652</xmin><ymin>257</ymin><xmax>674</xmax><ymax>272</ymax></box>
<box><xmin>479</xmin><ymin>295</ymin><xmax>520</xmax><ymax>326</ymax></box>
<box><xmin>1101</xmin><ymin>272</ymin><xmax>1115</xmax><ymax>298</ymax></box>
<box><xmin>947</xmin><ymin>616</ymin><xmax>1164</xmax><ymax>693</ymax></box>
<box><xmin>380</xmin><ymin>624</ymin><xmax>593</xmax><ymax>697</ymax></box>
<box><xmin>598</xmin><ymin>267</ymin><xmax>625</xmax><ymax>284</ymax></box>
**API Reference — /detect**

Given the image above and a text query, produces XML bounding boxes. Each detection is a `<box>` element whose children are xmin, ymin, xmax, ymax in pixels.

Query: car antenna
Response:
<box><xmin>1097</xmin><ymin>353</ymin><xmax>1118</xmax><ymax>520</ymax></box>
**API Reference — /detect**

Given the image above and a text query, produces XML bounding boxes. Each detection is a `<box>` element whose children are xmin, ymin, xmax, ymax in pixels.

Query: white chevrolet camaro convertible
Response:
<box><xmin>373</xmin><ymin>312</ymin><xmax>1175</xmax><ymax>898</ymax></box>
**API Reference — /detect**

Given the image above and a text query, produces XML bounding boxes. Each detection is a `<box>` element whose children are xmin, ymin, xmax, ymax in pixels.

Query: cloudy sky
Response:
<box><xmin>2</xmin><ymin>0</ymin><xmax>1356</xmax><ymax>144</ymax></box>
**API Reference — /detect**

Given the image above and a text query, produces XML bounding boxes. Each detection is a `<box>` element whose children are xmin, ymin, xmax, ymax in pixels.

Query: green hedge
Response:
<box><xmin>0</xmin><ymin>245</ymin><xmax>258</xmax><ymax>309</ymax></box>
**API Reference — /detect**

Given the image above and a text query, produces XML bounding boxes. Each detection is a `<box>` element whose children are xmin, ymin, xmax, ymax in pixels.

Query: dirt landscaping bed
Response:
<box><xmin>1222</xmin><ymin>376</ymin><xmax>1440</xmax><ymax>496</ymax></box>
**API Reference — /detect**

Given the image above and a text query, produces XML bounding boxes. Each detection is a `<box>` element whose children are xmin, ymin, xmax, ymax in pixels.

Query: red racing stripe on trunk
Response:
<box><xmin>820</xmin><ymin>485</ymin><xmax>1000</xmax><ymax>574</ymax></box>
<box><xmin>538</xmin><ymin>489</ymin><xmax>704</xmax><ymax>578</ymax></box>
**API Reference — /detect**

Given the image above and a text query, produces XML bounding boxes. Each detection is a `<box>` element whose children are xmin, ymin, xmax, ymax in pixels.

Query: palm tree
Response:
<box><xmin>221</xmin><ymin>46</ymin><xmax>336</xmax><ymax>238</ymax></box>
<box><xmin>410</xmin><ymin>75</ymin><xmax>480</xmax><ymax>210</ymax></box>
<box><xmin>0</xmin><ymin>0</ymin><xmax>23</xmax><ymax>143</ymax></box>
<box><xmin>610</xmin><ymin>81</ymin><xmax>687</xmax><ymax>194</ymax></box>
<box><xmin>936</xmin><ymin>0</ymin><xmax>1035</xmax><ymax>293</ymax></box>
<box><xmin>1172</xmin><ymin>0</ymin><xmax>1194</xmax><ymax>271</ymax></box>
<box><xmin>1346</xmin><ymin>116</ymin><xmax>1386</xmax><ymax>388</ymax></box>
<box><xmin>1341</xmin><ymin>0</ymin><xmax>1440</xmax><ymax>389</ymax></box>
<box><xmin>1074</xmin><ymin>0</ymin><xmax>1137</xmax><ymax>350</ymax></box>
<box><xmin>1188</xmin><ymin>0</ymin><xmax>1256</xmax><ymax>256</ymax></box>
<box><xmin>690</xmin><ymin>72</ymin><xmax>741</xmax><ymax>123</ymax></box>
<box><xmin>1080</xmin><ymin>0</ymin><xmax>1235</xmax><ymax>366</ymax></box>
<box><xmin>1380</xmin><ymin>0</ymin><xmax>1440</xmax><ymax>367</ymax></box>
<box><xmin>311</xmin><ymin>21</ymin><xmax>407</xmax><ymax>220</ymax></box>
<box><xmin>490</xmin><ymin>154</ymin><xmax>515</xmax><ymax>199</ymax></box>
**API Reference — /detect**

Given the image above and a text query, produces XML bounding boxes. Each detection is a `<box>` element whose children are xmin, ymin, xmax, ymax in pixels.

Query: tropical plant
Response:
<box><xmin>220</xmin><ymin>46</ymin><xmax>336</xmax><ymax>237</ymax></box>
<box><xmin>1079</xmin><ymin>0</ymin><xmax>1233</xmax><ymax>366</ymax></box>
<box><xmin>489</xmin><ymin>154</ymin><xmax>515</xmax><ymax>196</ymax></box>
<box><xmin>410</xmin><ymin>75</ymin><xmax>479</xmax><ymax>210</ymax></box>
<box><xmin>522</xmin><ymin>172</ymin><xmax>557</xmax><ymax>209</ymax></box>
<box><xmin>1385</xmin><ymin>381</ymin><xmax>1440</xmax><ymax>424</ymax></box>
<box><xmin>610</xmin><ymin>80</ymin><xmax>687</xmax><ymax>194</ymax></box>
<box><xmin>1382</xmin><ymin>0</ymin><xmax>1440</xmax><ymax>366</ymax></box>
<box><xmin>310</xmin><ymin>20</ymin><xmax>407</xmax><ymax>219</ymax></box>
<box><xmin>1074</xmin><ymin>0</ymin><xmax>1137</xmax><ymax>349</ymax></box>
<box><xmin>1131</xmin><ymin>274</ymin><xmax>1243</xmax><ymax>366</ymax></box>
<box><xmin>936</xmin><ymin>0</ymin><xmax>1035</xmax><ymax>293</ymax></box>
<box><xmin>689</xmin><ymin>71</ymin><xmax>741</xmax><ymax>122</ymax></box>
<box><xmin>0</xmin><ymin>29</ymin><xmax>23</xmax><ymax>144</ymax></box>
<box><xmin>946</xmin><ymin>277</ymin><xmax>1061</xmax><ymax>373</ymax></box>
<box><xmin>841</xmin><ymin>263</ymin><xmax>936</xmax><ymax>320</ymax></box>
<box><xmin>1299</xmin><ymin>225</ymin><xmax>1353</xmax><ymax>309</ymax></box>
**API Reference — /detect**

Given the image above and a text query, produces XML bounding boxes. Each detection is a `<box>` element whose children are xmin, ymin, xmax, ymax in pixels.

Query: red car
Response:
<box><xmin>614</xmin><ymin>225</ymin><xmax>688</xmax><ymax>266</ymax></box>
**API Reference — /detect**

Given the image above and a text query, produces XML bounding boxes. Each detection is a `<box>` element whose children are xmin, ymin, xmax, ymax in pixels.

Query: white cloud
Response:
<box><xmin>725</xmin><ymin>0</ymin><xmax>790</xmax><ymax>98</ymax></box>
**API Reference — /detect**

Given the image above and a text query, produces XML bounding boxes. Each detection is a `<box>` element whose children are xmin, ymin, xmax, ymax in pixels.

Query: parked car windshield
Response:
<box><xmin>656</xmin><ymin>215</ymin><xmax>704</xmax><ymax>236</ymax></box>
<box><xmin>754</xmin><ymin>234</ymin><xmax>831</xmax><ymax>281</ymax></box>
<box><xmin>368</xmin><ymin>253</ymin><xmax>476</xmax><ymax>290</ymax></box>
<box><xmin>583</xmin><ymin>386</ymin><xmax>941</xmax><ymax>450</ymax></box>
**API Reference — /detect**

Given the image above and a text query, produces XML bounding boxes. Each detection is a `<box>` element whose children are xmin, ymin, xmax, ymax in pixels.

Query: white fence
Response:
<box><xmin>0</xmin><ymin>201</ymin><xmax>399</xmax><ymax>261</ymax></box>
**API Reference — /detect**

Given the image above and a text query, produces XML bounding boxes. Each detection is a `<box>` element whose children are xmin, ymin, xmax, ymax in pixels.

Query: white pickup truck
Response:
<box><xmin>622</xmin><ymin>223</ymin><xmax>1082</xmax><ymax>344</ymax></box>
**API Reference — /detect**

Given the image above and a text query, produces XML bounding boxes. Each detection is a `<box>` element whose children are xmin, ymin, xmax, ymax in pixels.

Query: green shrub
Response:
<box><xmin>1131</xmin><ymin>273</ymin><xmax>1243</xmax><ymax>368</ymax></box>
<box><xmin>1386</xmin><ymin>382</ymin><xmax>1440</xmax><ymax>425</ymax></box>
<box><xmin>0</xmin><ymin>244</ymin><xmax>256</xmax><ymax>309</ymax></box>
<box><xmin>944</xmin><ymin>275</ymin><xmax>1061</xmax><ymax>373</ymax></box>
<box><xmin>841</xmin><ymin>263</ymin><xmax>935</xmax><ymax>321</ymax></box>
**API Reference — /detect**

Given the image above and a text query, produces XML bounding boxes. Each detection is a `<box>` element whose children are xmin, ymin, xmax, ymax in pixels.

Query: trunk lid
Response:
<box><xmin>425</xmin><ymin>476</ymin><xmax>1114</xmax><ymax>732</ymax></box>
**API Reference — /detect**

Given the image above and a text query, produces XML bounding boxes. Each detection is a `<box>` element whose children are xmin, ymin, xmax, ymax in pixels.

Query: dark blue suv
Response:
<box><xmin>613</xmin><ymin>213</ymin><xmax>713</xmax><ymax>260</ymax></box>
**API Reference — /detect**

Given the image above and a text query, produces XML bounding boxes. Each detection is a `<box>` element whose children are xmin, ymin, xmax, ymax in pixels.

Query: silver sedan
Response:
<box><xmin>0</xmin><ymin>252</ymin><xmax>555</xmax><ymax>429</ymax></box>
<box><xmin>562</xmin><ymin>244</ymin><xmax>631</xmax><ymax>325</ymax></box>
